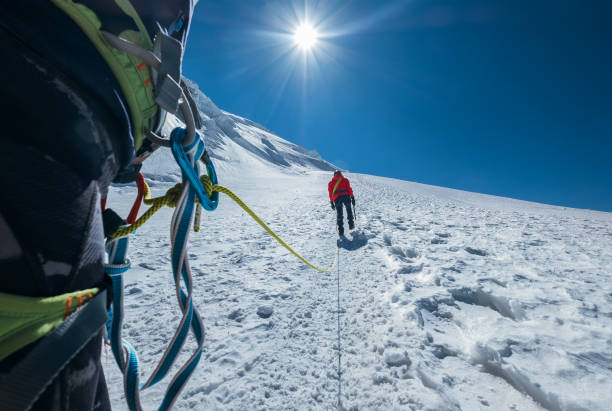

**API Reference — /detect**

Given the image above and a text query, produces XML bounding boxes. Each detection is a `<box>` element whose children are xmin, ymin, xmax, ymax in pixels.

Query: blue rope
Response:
<box><xmin>170</xmin><ymin>127</ymin><xmax>219</xmax><ymax>211</ymax></box>
<box><xmin>104</xmin><ymin>127</ymin><xmax>215</xmax><ymax>410</ymax></box>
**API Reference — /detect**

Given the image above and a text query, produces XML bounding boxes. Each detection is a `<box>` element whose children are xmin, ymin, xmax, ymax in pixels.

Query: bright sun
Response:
<box><xmin>293</xmin><ymin>23</ymin><xmax>318</xmax><ymax>50</ymax></box>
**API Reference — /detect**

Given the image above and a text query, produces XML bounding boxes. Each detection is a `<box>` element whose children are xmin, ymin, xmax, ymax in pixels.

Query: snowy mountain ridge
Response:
<box><xmin>141</xmin><ymin>78</ymin><xmax>336</xmax><ymax>182</ymax></box>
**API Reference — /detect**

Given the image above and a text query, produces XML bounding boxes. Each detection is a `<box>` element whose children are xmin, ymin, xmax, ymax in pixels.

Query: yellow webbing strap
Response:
<box><xmin>0</xmin><ymin>288</ymin><xmax>99</xmax><ymax>361</ymax></box>
<box><xmin>332</xmin><ymin>177</ymin><xmax>343</xmax><ymax>197</ymax></box>
<box><xmin>111</xmin><ymin>177</ymin><xmax>338</xmax><ymax>273</ymax></box>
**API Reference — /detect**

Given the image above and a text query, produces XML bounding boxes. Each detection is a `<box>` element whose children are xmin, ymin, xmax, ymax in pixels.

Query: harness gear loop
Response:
<box><xmin>126</xmin><ymin>173</ymin><xmax>146</xmax><ymax>224</ymax></box>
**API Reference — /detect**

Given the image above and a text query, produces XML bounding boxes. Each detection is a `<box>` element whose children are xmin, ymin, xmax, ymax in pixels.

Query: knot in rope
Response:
<box><xmin>199</xmin><ymin>175</ymin><xmax>214</xmax><ymax>198</ymax></box>
<box><xmin>111</xmin><ymin>176</ymin><xmax>216</xmax><ymax>238</ymax></box>
<box><xmin>154</xmin><ymin>183</ymin><xmax>184</xmax><ymax>207</ymax></box>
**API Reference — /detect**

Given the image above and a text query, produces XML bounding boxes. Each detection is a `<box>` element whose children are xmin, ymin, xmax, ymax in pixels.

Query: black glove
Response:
<box><xmin>330</xmin><ymin>202</ymin><xmax>335</xmax><ymax>210</ymax></box>
<box><xmin>351</xmin><ymin>197</ymin><xmax>355</xmax><ymax>206</ymax></box>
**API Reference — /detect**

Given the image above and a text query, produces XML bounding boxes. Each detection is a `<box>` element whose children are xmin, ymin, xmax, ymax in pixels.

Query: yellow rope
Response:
<box><xmin>110</xmin><ymin>176</ymin><xmax>338</xmax><ymax>273</ymax></box>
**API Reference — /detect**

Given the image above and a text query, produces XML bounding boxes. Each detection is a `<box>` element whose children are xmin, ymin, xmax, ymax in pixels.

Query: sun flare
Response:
<box><xmin>293</xmin><ymin>23</ymin><xmax>318</xmax><ymax>50</ymax></box>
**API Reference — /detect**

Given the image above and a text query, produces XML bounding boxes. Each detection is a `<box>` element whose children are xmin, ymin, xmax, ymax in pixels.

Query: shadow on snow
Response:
<box><xmin>337</xmin><ymin>230</ymin><xmax>372</xmax><ymax>251</ymax></box>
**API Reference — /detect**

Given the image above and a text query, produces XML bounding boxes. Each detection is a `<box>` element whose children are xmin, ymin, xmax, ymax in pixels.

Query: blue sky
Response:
<box><xmin>183</xmin><ymin>0</ymin><xmax>612</xmax><ymax>212</ymax></box>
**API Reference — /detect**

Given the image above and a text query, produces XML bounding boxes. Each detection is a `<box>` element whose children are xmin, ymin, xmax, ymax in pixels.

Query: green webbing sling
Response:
<box><xmin>0</xmin><ymin>290</ymin><xmax>108</xmax><ymax>411</ymax></box>
<box><xmin>0</xmin><ymin>287</ymin><xmax>99</xmax><ymax>361</ymax></box>
<box><xmin>52</xmin><ymin>0</ymin><xmax>158</xmax><ymax>152</ymax></box>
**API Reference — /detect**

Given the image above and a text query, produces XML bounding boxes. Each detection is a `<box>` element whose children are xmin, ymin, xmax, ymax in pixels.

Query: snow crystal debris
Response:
<box><xmin>465</xmin><ymin>246</ymin><xmax>488</xmax><ymax>256</ymax></box>
<box><xmin>385</xmin><ymin>351</ymin><xmax>411</xmax><ymax>367</ymax></box>
<box><xmin>432</xmin><ymin>345</ymin><xmax>457</xmax><ymax>359</ymax></box>
<box><xmin>228</xmin><ymin>309</ymin><xmax>245</xmax><ymax>322</ymax></box>
<box><xmin>397</xmin><ymin>263</ymin><xmax>424</xmax><ymax>274</ymax></box>
<box><xmin>405</xmin><ymin>247</ymin><xmax>419</xmax><ymax>258</ymax></box>
<box><xmin>257</xmin><ymin>305</ymin><xmax>274</xmax><ymax>318</ymax></box>
<box><xmin>372</xmin><ymin>373</ymin><xmax>393</xmax><ymax>385</ymax></box>
<box><xmin>383</xmin><ymin>232</ymin><xmax>393</xmax><ymax>246</ymax></box>
<box><xmin>435</xmin><ymin>232</ymin><xmax>451</xmax><ymax>238</ymax></box>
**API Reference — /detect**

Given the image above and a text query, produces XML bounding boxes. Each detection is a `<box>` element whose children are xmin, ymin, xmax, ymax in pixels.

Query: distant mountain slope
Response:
<box><xmin>141</xmin><ymin>79</ymin><xmax>336</xmax><ymax>182</ymax></box>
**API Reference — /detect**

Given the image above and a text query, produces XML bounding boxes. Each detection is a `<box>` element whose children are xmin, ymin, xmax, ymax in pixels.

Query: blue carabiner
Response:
<box><xmin>170</xmin><ymin>127</ymin><xmax>219</xmax><ymax>211</ymax></box>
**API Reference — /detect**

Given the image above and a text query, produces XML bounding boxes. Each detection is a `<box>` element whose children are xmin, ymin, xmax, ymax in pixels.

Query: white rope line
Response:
<box><xmin>336</xmin><ymin>232</ymin><xmax>343</xmax><ymax>409</ymax></box>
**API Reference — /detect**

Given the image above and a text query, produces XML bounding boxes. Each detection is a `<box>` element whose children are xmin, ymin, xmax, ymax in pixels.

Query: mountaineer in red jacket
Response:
<box><xmin>328</xmin><ymin>170</ymin><xmax>355</xmax><ymax>236</ymax></box>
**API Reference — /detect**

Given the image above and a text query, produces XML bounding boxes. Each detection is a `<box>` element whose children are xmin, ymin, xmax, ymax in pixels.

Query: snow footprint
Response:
<box><xmin>450</xmin><ymin>287</ymin><xmax>526</xmax><ymax>321</ymax></box>
<box><xmin>465</xmin><ymin>246</ymin><xmax>488</xmax><ymax>256</ymax></box>
<box><xmin>383</xmin><ymin>233</ymin><xmax>423</xmax><ymax>274</ymax></box>
<box><xmin>429</xmin><ymin>231</ymin><xmax>451</xmax><ymax>245</ymax></box>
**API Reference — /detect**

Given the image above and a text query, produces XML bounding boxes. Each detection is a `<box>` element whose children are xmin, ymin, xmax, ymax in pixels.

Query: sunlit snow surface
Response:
<box><xmin>104</xmin><ymin>167</ymin><xmax>612</xmax><ymax>410</ymax></box>
<box><xmin>103</xmin><ymin>87</ymin><xmax>612</xmax><ymax>410</ymax></box>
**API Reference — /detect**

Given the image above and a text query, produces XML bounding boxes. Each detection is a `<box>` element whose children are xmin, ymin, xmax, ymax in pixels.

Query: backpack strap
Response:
<box><xmin>332</xmin><ymin>177</ymin><xmax>344</xmax><ymax>196</ymax></box>
<box><xmin>0</xmin><ymin>290</ymin><xmax>107</xmax><ymax>411</ymax></box>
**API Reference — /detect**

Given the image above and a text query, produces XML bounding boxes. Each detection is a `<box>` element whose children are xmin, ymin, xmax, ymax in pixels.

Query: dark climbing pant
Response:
<box><xmin>334</xmin><ymin>195</ymin><xmax>354</xmax><ymax>236</ymax></box>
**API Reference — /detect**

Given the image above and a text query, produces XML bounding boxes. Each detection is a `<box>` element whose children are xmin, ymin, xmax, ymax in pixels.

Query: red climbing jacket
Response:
<box><xmin>328</xmin><ymin>173</ymin><xmax>354</xmax><ymax>203</ymax></box>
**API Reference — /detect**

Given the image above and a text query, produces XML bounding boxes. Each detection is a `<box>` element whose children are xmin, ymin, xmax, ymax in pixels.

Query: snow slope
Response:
<box><xmin>103</xmin><ymin>88</ymin><xmax>612</xmax><ymax>410</ymax></box>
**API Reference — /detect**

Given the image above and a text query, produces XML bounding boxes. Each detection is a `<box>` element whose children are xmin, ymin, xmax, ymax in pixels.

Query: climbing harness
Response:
<box><xmin>0</xmin><ymin>288</ymin><xmax>102</xmax><ymax>362</ymax></box>
<box><xmin>0</xmin><ymin>290</ymin><xmax>108</xmax><ymax>411</ymax></box>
